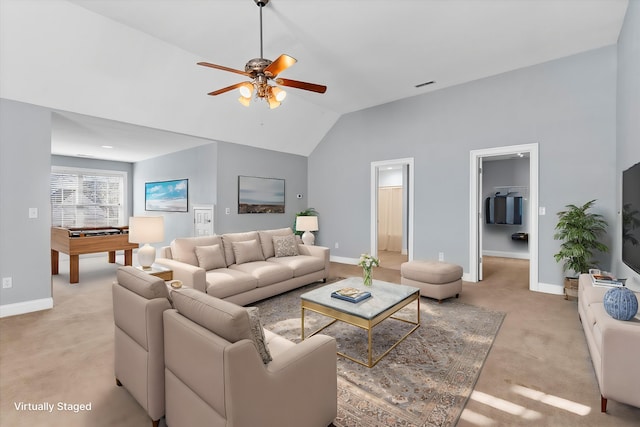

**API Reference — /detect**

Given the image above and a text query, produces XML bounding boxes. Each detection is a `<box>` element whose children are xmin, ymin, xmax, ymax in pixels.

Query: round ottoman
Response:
<box><xmin>401</xmin><ymin>260</ymin><xmax>463</xmax><ymax>303</ymax></box>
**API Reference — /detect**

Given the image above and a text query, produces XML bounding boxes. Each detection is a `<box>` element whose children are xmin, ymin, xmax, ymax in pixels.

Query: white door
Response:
<box><xmin>193</xmin><ymin>205</ymin><xmax>214</xmax><ymax>236</ymax></box>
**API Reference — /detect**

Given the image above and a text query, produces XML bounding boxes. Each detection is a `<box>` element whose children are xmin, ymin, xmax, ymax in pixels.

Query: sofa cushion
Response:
<box><xmin>230</xmin><ymin>261</ymin><xmax>293</xmax><ymax>287</ymax></box>
<box><xmin>205</xmin><ymin>269</ymin><xmax>258</xmax><ymax>299</ymax></box>
<box><xmin>267</xmin><ymin>255</ymin><xmax>325</xmax><ymax>277</ymax></box>
<box><xmin>222</xmin><ymin>231</ymin><xmax>260</xmax><ymax>266</ymax></box>
<box><xmin>273</xmin><ymin>234</ymin><xmax>299</xmax><ymax>257</ymax></box>
<box><xmin>171</xmin><ymin>288</ymin><xmax>254</xmax><ymax>344</ymax></box>
<box><xmin>258</xmin><ymin>227</ymin><xmax>295</xmax><ymax>259</ymax></box>
<box><xmin>195</xmin><ymin>244</ymin><xmax>227</xmax><ymax>271</ymax></box>
<box><xmin>116</xmin><ymin>267</ymin><xmax>169</xmax><ymax>300</ymax></box>
<box><xmin>232</xmin><ymin>239</ymin><xmax>265</xmax><ymax>265</ymax></box>
<box><xmin>247</xmin><ymin>307</ymin><xmax>272</xmax><ymax>364</ymax></box>
<box><xmin>171</xmin><ymin>236</ymin><xmax>222</xmax><ymax>266</ymax></box>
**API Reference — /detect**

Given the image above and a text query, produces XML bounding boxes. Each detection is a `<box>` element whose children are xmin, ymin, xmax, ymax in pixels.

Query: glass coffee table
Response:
<box><xmin>301</xmin><ymin>277</ymin><xmax>420</xmax><ymax>368</ymax></box>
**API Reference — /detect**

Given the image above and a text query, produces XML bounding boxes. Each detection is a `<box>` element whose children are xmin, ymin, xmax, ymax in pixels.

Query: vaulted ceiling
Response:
<box><xmin>0</xmin><ymin>0</ymin><xmax>628</xmax><ymax>161</ymax></box>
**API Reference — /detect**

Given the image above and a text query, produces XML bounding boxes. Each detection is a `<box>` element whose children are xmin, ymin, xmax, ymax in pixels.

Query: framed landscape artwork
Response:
<box><xmin>238</xmin><ymin>176</ymin><xmax>285</xmax><ymax>214</ymax></box>
<box><xmin>145</xmin><ymin>179</ymin><xmax>189</xmax><ymax>212</ymax></box>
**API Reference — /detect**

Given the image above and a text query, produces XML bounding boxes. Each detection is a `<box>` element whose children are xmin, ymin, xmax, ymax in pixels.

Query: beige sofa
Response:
<box><xmin>156</xmin><ymin>228</ymin><xmax>329</xmax><ymax>306</ymax></box>
<box><xmin>577</xmin><ymin>274</ymin><xmax>640</xmax><ymax>412</ymax></box>
<box><xmin>164</xmin><ymin>288</ymin><xmax>338</xmax><ymax>427</ymax></box>
<box><xmin>112</xmin><ymin>266</ymin><xmax>172</xmax><ymax>427</ymax></box>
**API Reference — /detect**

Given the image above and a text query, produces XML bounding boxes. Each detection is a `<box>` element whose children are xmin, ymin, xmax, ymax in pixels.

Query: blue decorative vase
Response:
<box><xmin>603</xmin><ymin>287</ymin><xmax>638</xmax><ymax>321</ymax></box>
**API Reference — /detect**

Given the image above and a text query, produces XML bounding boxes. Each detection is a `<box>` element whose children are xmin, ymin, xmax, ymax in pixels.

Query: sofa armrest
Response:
<box><xmin>598</xmin><ymin>311</ymin><xmax>640</xmax><ymax>407</ymax></box>
<box><xmin>155</xmin><ymin>258</ymin><xmax>206</xmax><ymax>292</ymax></box>
<box><xmin>225</xmin><ymin>335</ymin><xmax>337</xmax><ymax>427</ymax></box>
<box><xmin>298</xmin><ymin>245</ymin><xmax>330</xmax><ymax>278</ymax></box>
<box><xmin>159</xmin><ymin>246</ymin><xmax>172</xmax><ymax>259</ymax></box>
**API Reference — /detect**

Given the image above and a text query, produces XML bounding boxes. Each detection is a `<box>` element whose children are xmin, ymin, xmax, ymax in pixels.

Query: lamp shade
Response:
<box><xmin>128</xmin><ymin>216</ymin><xmax>165</xmax><ymax>244</ymax></box>
<box><xmin>296</xmin><ymin>215</ymin><xmax>318</xmax><ymax>232</ymax></box>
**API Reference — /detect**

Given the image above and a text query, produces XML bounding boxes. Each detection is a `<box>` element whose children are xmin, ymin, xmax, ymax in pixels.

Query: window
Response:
<box><xmin>50</xmin><ymin>167</ymin><xmax>126</xmax><ymax>227</ymax></box>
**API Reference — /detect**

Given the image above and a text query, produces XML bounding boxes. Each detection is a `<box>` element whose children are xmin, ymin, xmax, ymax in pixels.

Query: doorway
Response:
<box><xmin>371</xmin><ymin>158</ymin><xmax>414</xmax><ymax>268</ymax></box>
<box><xmin>469</xmin><ymin>143</ymin><xmax>539</xmax><ymax>291</ymax></box>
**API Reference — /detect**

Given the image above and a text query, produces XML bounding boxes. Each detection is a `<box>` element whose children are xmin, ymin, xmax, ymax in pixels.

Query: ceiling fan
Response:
<box><xmin>197</xmin><ymin>0</ymin><xmax>327</xmax><ymax>109</ymax></box>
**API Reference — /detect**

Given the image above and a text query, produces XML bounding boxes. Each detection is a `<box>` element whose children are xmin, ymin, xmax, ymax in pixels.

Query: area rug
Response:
<box><xmin>254</xmin><ymin>278</ymin><xmax>505</xmax><ymax>427</ymax></box>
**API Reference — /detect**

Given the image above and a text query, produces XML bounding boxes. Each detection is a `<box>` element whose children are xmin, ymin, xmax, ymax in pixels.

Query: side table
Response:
<box><xmin>135</xmin><ymin>264</ymin><xmax>173</xmax><ymax>281</ymax></box>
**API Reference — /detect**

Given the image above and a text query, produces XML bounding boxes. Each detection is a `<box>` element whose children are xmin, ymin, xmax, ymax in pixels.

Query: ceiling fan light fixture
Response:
<box><xmin>267</xmin><ymin>96</ymin><xmax>281</xmax><ymax>109</ymax></box>
<box><xmin>271</xmin><ymin>86</ymin><xmax>287</xmax><ymax>102</ymax></box>
<box><xmin>198</xmin><ymin>0</ymin><xmax>326</xmax><ymax>109</ymax></box>
<box><xmin>238</xmin><ymin>82</ymin><xmax>253</xmax><ymax>98</ymax></box>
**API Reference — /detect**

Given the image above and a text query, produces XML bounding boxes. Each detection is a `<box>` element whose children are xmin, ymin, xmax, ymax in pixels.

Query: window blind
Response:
<box><xmin>50</xmin><ymin>168</ymin><xmax>125</xmax><ymax>227</ymax></box>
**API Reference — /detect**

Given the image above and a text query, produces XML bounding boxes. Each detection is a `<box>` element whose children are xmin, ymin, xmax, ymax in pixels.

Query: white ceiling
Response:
<box><xmin>0</xmin><ymin>0</ymin><xmax>629</xmax><ymax>161</ymax></box>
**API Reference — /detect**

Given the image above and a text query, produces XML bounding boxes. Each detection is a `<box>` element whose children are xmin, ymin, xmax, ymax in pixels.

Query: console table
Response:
<box><xmin>51</xmin><ymin>226</ymin><xmax>139</xmax><ymax>284</ymax></box>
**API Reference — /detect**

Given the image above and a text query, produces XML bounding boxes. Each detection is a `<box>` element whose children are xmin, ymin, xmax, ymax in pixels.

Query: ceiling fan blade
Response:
<box><xmin>197</xmin><ymin>62</ymin><xmax>252</xmax><ymax>77</ymax></box>
<box><xmin>207</xmin><ymin>82</ymin><xmax>248</xmax><ymax>96</ymax></box>
<box><xmin>264</xmin><ymin>54</ymin><xmax>297</xmax><ymax>77</ymax></box>
<box><xmin>276</xmin><ymin>78</ymin><xmax>327</xmax><ymax>94</ymax></box>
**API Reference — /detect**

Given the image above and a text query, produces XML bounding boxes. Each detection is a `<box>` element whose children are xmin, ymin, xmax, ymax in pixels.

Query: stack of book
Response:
<box><xmin>590</xmin><ymin>273</ymin><xmax>624</xmax><ymax>288</ymax></box>
<box><xmin>331</xmin><ymin>287</ymin><xmax>372</xmax><ymax>303</ymax></box>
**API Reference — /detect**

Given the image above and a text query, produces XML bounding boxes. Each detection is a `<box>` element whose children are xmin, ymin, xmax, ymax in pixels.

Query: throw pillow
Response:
<box><xmin>272</xmin><ymin>234</ymin><xmax>299</xmax><ymax>257</ymax></box>
<box><xmin>232</xmin><ymin>239</ymin><xmax>265</xmax><ymax>265</ymax></box>
<box><xmin>246</xmin><ymin>307</ymin><xmax>272</xmax><ymax>364</ymax></box>
<box><xmin>603</xmin><ymin>287</ymin><xmax>639</xmax><ymax>321</ymax></box>
<box><xmin>194</xmin><ymin>244</ymin><xmax>227</xmax><ymax>270</ymax></box>
<box><xmin>258</xmin><ymin>227</ymin><xmax>294</xmax><ymax>259</ymax></box>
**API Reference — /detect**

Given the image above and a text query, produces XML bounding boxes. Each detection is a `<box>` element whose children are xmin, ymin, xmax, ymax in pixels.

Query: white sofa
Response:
<box><xmin>577</xmin><ymin>274</ymin><xmax>640</xmax><ymax>412</ymax></box>
<box><xmin>156</xmin><ymin>228</ymin><xmax>329</xmax><ymax>306</ymax></box>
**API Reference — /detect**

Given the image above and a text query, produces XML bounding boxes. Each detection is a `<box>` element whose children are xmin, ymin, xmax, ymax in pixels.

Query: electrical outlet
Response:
<box><xmin>334</xmin><ymin>242</ymin><xmax>339</xmax><ymax>249</ymax></box>
<box><xmin>225</xmin><ymin>208</ymin><xmax>231</xmax><ymax>215</ymax></box>
<box><xmin>438</xmin><ymin>252</ymin><xmax>444</xmax><ymax>262</ymax></box>
<box><xmin>2</xmin><ymin>277</ymin><xmax>12</xmax><ymax>289</ymax></box>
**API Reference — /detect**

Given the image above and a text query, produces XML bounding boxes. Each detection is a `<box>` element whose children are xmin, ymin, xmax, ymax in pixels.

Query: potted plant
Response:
<box><xmin>293</xmin><ymin>208</ymin><xmax>318</xmax><ymax>236</ymax></box>
<box><xmin>553</xmin><ymin>199</ymin><xmax>608</xmax><ymax>299</ymax></box>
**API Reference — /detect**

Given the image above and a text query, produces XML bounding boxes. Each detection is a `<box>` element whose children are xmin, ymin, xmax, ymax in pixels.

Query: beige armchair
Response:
<box><xmin>112</xmin><ymin>266</ymin><xmax>172</xmax><ymax>427</ymax></box>
<box><xmin>164</xmin><ymin>288</ymin><xmax>337</xmax><ymax>427</ymax></box>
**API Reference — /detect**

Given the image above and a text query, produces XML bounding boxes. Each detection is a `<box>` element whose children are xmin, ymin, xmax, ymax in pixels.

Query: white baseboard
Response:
<box><xmin>536</xmin><ymin>282</ymin><xmax>564</xmax><ymax>295</ymax></box>
<box><xmin>0</xmin><ymin>298</ymin><xmax>53</xmax><ymax>318</ymax></box>
<box><xmin>330</xmin><ymin>256</ymin><xmax>359</xmax><ymax>265</ymax></box>
<box><xmin>483</xmin><ymin>250</ymin><xmax>530</xmax><ymax>260</ymax></box>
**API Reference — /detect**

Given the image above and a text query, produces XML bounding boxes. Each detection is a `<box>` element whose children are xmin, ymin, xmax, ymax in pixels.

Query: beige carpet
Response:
<box><xmin>1</xmin><ymin>256</ymin><xmax>639</xmax><ymax>426</ymax></box>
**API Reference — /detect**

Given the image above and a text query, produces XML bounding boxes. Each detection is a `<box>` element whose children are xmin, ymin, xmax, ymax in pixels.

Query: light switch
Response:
<box><xmin>539</xmin><ymin>207</ymin><xmax>546</xmax><ymax>215</ymax></box>
<box><xmin>225</xmin><ymin>208</ymin><xmax>231</xmax><ymax>215</ymax></box>
<box><xmin>28</xmin><ymin>208</ymin><xmax>38</xmax><ymax>218</ymax></box>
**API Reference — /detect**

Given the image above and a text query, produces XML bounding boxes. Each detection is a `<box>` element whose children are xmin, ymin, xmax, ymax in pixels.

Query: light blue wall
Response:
<box><xmin>215</xmin><ymin>142</ymin><xmax>308</xmax><ymax>234</ymax></box>
<box><xmin>133</xmin><ymin>143</ymin><xmax>218</xmax><ymax>248</ymax></box>
<box><xmin>0</xmin><ymin>99</ymin><xmax>52</xmax><ymax>309</ymax></box>
<box><xmin>309</xmin><ymin>46</ymin><xmax>618</xmax><ymax>288</ymax></box>
<box><xmin>131</xmin><ymin>141</ymin><xmax>309</xmax><ymax>247</ymax></box>
<box><xmin>616</xmin><ymin>0</ymin><xmax>640</xmax><ymax>287</ymax></box>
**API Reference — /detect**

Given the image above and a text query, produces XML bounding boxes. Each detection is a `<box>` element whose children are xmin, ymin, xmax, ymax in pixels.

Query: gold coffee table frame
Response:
<box><xmin>301</xmin><ymin>280</ymin><xmax>420</xmax><ymax>368</ymax></box>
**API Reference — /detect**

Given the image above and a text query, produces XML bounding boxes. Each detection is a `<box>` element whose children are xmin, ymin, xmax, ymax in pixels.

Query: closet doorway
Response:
<box><xmin>371</xmin><ymin>158</ymin><xmax>414</xmax><ymax>269</ymax></box>
<box><xmin>469</xmin><ymin>143</ymin><xmax>539</xmax><ymax>291</ymax></box>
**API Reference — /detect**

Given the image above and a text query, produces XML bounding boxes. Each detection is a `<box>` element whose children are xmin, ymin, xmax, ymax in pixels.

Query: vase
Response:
<box><xmin>363</xmin><ymin>267</ymin><xmax>372</xmax><ymax>286</ymax></box>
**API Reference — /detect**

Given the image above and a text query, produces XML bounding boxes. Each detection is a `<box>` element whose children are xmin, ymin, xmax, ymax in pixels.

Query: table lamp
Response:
<box><xmin>128</xmin><ymin>216</ymin><xmax>164</xmax><ymax>268</ymax></box>
<box><xmin>296</xmin><ymin>215</ymin><xmax>318</xmax><ymax>245</ymax></box>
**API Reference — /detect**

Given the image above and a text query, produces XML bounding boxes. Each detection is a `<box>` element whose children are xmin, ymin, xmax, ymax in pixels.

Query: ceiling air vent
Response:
<box><xmin>415</xmin><ymin>81</ymin><xmax>435</xmax><ymax>88</ymax></box>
